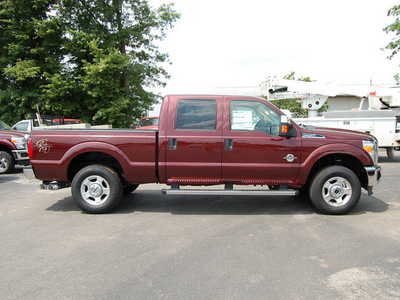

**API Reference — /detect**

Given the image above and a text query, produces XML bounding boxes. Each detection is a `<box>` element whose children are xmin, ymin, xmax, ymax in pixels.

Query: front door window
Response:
<box><xmin>230</xmin><ymin>100</ymin><xmax>280</xmax><ymax>135</ymax></box>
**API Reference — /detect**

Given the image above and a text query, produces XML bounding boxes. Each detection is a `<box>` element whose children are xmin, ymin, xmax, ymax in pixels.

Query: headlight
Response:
<box><xmin>363</xmin><ymin>139</ymin><xmax>378</xmax><ymax>164</ymax></box>
<box><xmin>11</xmin><ymin>136</ymin><xmax>27</xmax><ymax>150</ymax></box>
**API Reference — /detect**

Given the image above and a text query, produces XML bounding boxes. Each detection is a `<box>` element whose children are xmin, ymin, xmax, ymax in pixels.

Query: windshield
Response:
<box><xmin>138</xmin><ymin>117</ymin><xmax>159</xmax><ymax>127</ymax></box>
<box><xmin>0</xmin><ymin>120</ymin><xmax>12</xmax><ymax>130</ymax></box>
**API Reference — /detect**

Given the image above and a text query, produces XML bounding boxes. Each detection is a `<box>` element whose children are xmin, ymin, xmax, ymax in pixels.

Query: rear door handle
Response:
<box><xmin>224</xmin><ymin>139</ymin><xmax>233</xmax><ymax>150</ymax></box>
<box><xmin>168</xmin><ymin>138</ymin><xmax>177</xmax><ymax>150</ymax></box>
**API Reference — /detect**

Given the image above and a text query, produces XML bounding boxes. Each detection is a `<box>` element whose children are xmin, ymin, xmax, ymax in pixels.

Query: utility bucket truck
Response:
<box><xmin>263</xmin><ymin>80</ymin><xmax>400</xmax><ymax>159</ymax></box>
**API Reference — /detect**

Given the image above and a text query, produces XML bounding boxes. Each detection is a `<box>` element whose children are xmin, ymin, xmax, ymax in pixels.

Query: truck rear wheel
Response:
<box><xmin>309</xmin><ymin>166</ymin><xmax>361</xmax><ymax>215</ymax></box>
<box><xmin>386</xmin><ymin>147</ymin><xmax>398</xmax><ymax>161</ymax></box>
<box><xmin>0</xmin><ymin>151</ymin><xmax>15</xmax><ymax>174</ymax></box>
<box><xmin>71</xmin><ymin>165</ymin><xmax>123</xmax><ymax>213</ymax></box>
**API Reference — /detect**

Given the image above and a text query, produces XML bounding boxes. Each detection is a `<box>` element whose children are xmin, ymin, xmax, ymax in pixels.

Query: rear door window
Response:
<box><xmin>175</xmin><ymin>99</ymin><xmax>217</xmax><ymax>130</ymax></box>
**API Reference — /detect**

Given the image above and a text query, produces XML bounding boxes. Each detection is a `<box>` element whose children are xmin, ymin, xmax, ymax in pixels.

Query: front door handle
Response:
<box><xmin>168</xmin><ymin>138</ymin><xmax>177</xmax><ymax>150</ymax></box>
<box><xmin>224</xmin><ymin>139</ymin><xmax>233</xmax><ymax>150</ymax></box>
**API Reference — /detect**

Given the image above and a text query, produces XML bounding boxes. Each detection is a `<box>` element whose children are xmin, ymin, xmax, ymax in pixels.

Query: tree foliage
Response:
<box><xmin>384</xmin><ymin>4</ymin><xmax>400</xmax><ymax>84</ymax></box>
<box><xmin>384</xmin><ymin>5</ymin><xmax>400</xmax><ymax>59</ymax></box>
<box><xmin>0</xmin><ymin>0</ymin><xmax>179</xmax><ymax>127</ymax></box>
<box><xmin>0</xmin><ymin>0</ymin><xmax>63</xmax><ymax>124</ymax></box>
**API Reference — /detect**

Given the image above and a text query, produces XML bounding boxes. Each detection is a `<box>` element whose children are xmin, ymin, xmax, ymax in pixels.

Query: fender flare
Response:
<box><xmin>297</xmin><ymin>143</ymin><xmax>372</xmax><ymax>185</ymax></box>
<box><xmin>60</xmin><ymin>142</ymin><xmax>132</xmax><ymax>177</ymax></box>
<box><xmin>0</xmin><ymin>139</ymin><xmax>16</xmax><ymax>152</ymax></box>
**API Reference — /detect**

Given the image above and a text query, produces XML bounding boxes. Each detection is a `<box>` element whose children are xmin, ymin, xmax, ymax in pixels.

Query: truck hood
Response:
<box><xmin>0</xmin><ymin>129</ymin><xmax>26</xmax><ymax>137</ymax></box>
<box><xmin>299</xmin><ymin>124</ymin><xmax>375</xmax><ymax>141</ymax></box>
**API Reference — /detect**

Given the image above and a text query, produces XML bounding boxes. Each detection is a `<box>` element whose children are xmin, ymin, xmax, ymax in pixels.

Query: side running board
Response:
<box><xmin>161</xmin><ymin>184</ymin><xmax>299</xmax><ymax>196</ymax></box>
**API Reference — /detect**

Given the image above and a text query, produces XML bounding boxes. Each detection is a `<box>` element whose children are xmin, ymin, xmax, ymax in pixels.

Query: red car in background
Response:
<box><xmin>53</xmin><ymin>119</ymin><xmax>83</xmax><ymax>125</ymax></box>
<box><xmin>135</xmin><ymin>116</ymin><xmax>159</xmax><ymax>130</ymax></box>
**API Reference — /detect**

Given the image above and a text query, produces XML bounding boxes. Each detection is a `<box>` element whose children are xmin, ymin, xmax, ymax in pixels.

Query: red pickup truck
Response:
<box><xmin>0</xmin><ymin>120</ymin><xmax>30</xmax><ymax>174</ymax></box>
<box><xmin>135</xmin><ymin>116</ymin><xmax>159</xmax><ymax>130</ymax></box>
<box><xmin>25</xmin><ymin>95</ymin><xmax>381</xmax><ymax>214</ymax></box>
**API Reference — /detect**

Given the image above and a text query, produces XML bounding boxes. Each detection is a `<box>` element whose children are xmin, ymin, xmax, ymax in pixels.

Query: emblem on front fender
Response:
<box><xmin>283</xmin><ymin>154</ymin><xmax>297</xmax><ymax>162</ymax></box>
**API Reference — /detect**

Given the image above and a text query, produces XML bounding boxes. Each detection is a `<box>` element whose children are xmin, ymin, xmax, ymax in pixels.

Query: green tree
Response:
<box><xmin>384</xmin><ymin>4</ymin><xmax>400</xmax><ymax>59</ymax></box>
<box><xmin>43</xmin><ymin>0</ymin><xmax>179</xmax><ymax>127</ymax></box>
<box><xmin>0</xmin><ymin>0</ymin><xmax>64</xmax><ymax>125</ymax></box>
<box><xmin>0</xmin><ymin>0</ymin><xmax>179</xmax><ymax>127</ymax></box>
<box><xmin>384</xmin><ymin>4</ymin><xmax>400</xmax><ymax>84</ymax></box>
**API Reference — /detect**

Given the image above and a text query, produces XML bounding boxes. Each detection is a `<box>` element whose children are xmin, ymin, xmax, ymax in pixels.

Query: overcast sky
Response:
<box><xmin>148</xmin><ymin>0</ymin><xmax>400</xmax><ymax>95</ymax></box>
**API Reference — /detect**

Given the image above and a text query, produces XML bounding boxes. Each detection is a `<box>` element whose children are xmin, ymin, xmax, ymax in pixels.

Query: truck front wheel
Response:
<box><xmin>71</xmin><ymin>165</ymin><xmax>123</xmax><ymax>213</ymax></box>
<box><xmin>0</xmin><ymin>151</ymin><xmax>15</xmax><ymax>174</ymax></box>
<box><xmin>309</xmin><ymin>166</ymin><xmax>361</xmax><ymax>215</ymax></box>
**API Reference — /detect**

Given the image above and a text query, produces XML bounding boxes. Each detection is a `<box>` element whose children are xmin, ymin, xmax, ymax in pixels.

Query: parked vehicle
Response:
<box><xmin>12</xmin><ymin>119</ymin><xmax>51</xmax><ymax>132</ymax></box>
<box><xmin>264</xmin><ymin>80</ymin><xmax>400</xmax><ymax>159</ymax></box>
<box><xmin>0</xmin><ymin>120</ymin><xmax>29</xmax><ymax>174</ymax></box>
<box><xmin>53</xmin><ymin>119</ymin><xmax>83</xmax><ymax>125</ymax></box>
<box><xmin>25</xmin><ymin>95</ymin><xmax>381</xmax><ymax>215</ymax></box>
<box><xmin>397</xmin><ymin>123</ymin><xmax>400</xmax><ymax>150</ymax></box>
<box><xmin>135</xmin><ymin>116</ymin><xmax>159</xmax><ymax>130</ymax></box>
<box><xmin>12</xmin><ymin>116</ymin><xmax>83</xmax><ymax>132</ymax></box>
<box><xmin>295</xmin><ymin>110</ymin><xmax>400</xmax><ymax>159</ymax></box>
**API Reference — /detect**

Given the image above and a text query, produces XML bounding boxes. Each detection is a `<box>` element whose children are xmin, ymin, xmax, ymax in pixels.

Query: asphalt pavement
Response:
<box><xmin>0</xmin><ymin>150</ymin><xmax>399</xmax><ymax>299</ymax></box>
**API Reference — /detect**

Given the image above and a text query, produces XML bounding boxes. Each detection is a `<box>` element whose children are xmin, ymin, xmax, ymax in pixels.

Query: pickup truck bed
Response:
<box><xmin>30</xmin><ymin>129</ymin><xmax>157</xmax><ymax>183</ymax></box>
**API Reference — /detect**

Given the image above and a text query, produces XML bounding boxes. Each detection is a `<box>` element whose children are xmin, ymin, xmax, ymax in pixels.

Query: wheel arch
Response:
<box><xmin>67</xmin><ymin>152</ymin><xmax>126</xmax><ymax>184</ymax></box>
<box><xmin>306</xmin><ymin>153</ymin><xmax>368</xmax><ymax>190</ymax></box>
<box><xmin>0</xmin><ymin>143</ymin><xmax>14</xmax><ymax>154</ymax></box>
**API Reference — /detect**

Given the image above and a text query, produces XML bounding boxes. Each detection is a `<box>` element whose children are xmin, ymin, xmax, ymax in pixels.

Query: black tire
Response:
<box><xmin>386</xmin><ymin>147</ymin><xmax>398</xmax><ymax>161</ymax></box>
<box><xmin>123</xmin><ymin>184</ymin><xmax>139</xmax><ymax>195</ymax></box>
<box><xmin>309</xmin><ymin>166</ymin><xmax>361</xmax><ymax>215</ymax></box>
<box><xmin>71</xmin><ymin>165</ymin><xmax>123</xmax><ymax>213</ymax></box>
<box><xmin>0</xmin><ymin>151</ymin><xmax>15</xmax><ymax>174</ymax></box>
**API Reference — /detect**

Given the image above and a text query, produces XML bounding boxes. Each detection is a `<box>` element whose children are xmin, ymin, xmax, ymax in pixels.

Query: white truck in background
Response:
<box><xmin>12</xmin><ymin>115</ymin><xmax>112</xmax><ymax>133</ymax></box>
<box><xmin>262</xmin><ymin>80</ymin><xmax>400</xmax><ymax>159</ymax></box>
<box><xmin>294</xmin><ymin>110</ymin><xmax>399</xmax><ymax>159</ymax></box>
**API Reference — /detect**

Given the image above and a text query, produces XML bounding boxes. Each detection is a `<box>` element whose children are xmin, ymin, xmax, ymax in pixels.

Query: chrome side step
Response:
<box><xmin>162</xmin><ymin>189</ymin><xmax>299</xmax><ymax>196</ymax></box>
<box><xmin>162</xmin><ymin>184</ymin><xmax>299</xmax><ymax>196</ymax></box>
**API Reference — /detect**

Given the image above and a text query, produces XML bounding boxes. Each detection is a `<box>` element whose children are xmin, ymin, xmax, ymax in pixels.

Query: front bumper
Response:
<box><xmin>12</xmin><ymin>149</ymin><xmax>30</xmax><ymax>166</ymax></box>
<box><xmin>364</xmin><ymin>165</ymin><xmax>382</xmax><ymax>195</ymax></box>
<box><xmin>23</xmin><ymin>165</ymin><xmax>36</xmax><ymax>180</ymax></box>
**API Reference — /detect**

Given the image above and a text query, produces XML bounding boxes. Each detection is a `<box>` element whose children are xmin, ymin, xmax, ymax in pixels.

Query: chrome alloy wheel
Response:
<box><xmin>0</xmin><ymin>155</ymin><xmax>8</xmax><ymax>173</ymax></box>
<box><xmin>322</xmin><ymin>176</ymin><xmax>352</xmax><ymax>207</ymax></box>
<box><xmin>80</xmin><ymin>175</ymin><xmax>111</xmax><ymax>206</ymax></box>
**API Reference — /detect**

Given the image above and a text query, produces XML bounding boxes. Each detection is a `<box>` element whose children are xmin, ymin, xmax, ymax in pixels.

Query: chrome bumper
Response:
<box><xmin>23</xmin><ymin>166</ymin><xmax>36</xmax><ymax>180</ymax></box>
<box><xmin>12</xmin><ymin>149</ymin><xmax>30</xmax><ymax>166</ymax></box>
<box><xmin>364</xmin><ymin>165</ymin><xmax>382</xmax><ymax>195</ymax></box>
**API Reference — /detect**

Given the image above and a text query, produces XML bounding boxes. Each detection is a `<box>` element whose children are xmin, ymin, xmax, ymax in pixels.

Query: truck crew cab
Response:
<box><xmin>25</xmin><ymin>95</ymin><xmax>381</xmax><ymax>214</ymax></box>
